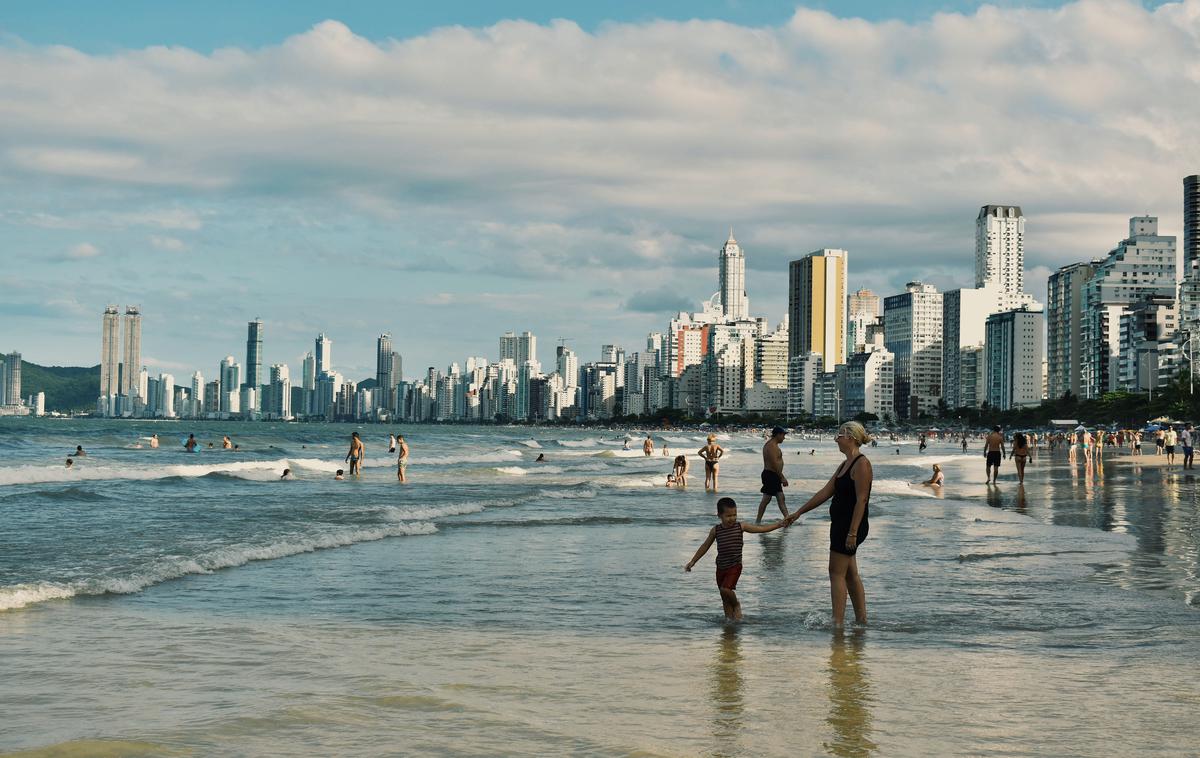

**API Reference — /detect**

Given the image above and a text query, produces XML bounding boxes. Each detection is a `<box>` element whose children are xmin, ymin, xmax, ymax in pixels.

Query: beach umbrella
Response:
<box><xmin>1074</xmin><ymin>425</ymin><xmax>1086</xmax><ymax>432</ymax></box>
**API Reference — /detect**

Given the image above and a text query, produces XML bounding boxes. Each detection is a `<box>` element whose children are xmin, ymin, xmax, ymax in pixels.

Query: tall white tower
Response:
<box><xmin>100</xmin><ymin>306</ymin><xmax>121</xmax><ymax>402</ymax></box>
<box><xmin>719</xmin><ymin>229</ymin><xmax>749</xmax><ymax>321</ymax></box>
<box><xmin>975</xmin><ymin>206</ymin><xmax>1033</xmax><ymax>310</ymax></box>
<box><xmin>315</xmin><ymin>333</ymin><xmax>332</xmax><ymax>376</ymax></box>
<box><xmin>121</xmin><ymin>306</ymin><xmax>142</xmax><ymax>399</ymax></box>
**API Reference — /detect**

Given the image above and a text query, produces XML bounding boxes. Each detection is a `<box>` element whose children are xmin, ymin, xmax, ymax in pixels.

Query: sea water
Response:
<box><xmin>1</xmin><ymin>418</ymin><xmax>1198</xmax><ymax>756</ymax></box>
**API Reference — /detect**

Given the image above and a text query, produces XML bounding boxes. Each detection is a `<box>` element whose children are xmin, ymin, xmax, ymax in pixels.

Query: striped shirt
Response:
<box><xmin>714</xmin><ymin>521</ymin><xmax>744</xmax><ymax>569</ymax></box>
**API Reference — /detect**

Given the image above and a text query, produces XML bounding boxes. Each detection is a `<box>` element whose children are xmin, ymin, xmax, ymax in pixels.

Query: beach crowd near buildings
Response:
<box><xmin>5</xmin><ymin>176</ymin><xmax>1198</xmax><ymax>427</ymax></box>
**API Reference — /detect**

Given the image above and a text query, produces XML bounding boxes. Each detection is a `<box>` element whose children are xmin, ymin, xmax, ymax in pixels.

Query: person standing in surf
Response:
<box><xmin>643</xmin><ymin>436</ymin><xmax>654</xmax><ymax>457</ymax></box>
<box><xmin>785</xmin><ymin>421</ymin><xmax>873</xmax><ymax>627</ymax></box>
<box><xmin>345</xmin><ymin>431</ymin><xmax>365</xmax><ymax>478</ymax></box>
<box><xmin>396</xmin><ymin>434</ymin><xmax>410</xmax><ymax>483</ymax></box>
<box><xmin>698</xmin><ymin>434</ymin><xmax>725</xmax><ymax>492</ymax></box>
<box><xmin>755</xmin><ymin>427</ymin><xmax>789</xmax><ymax>523</ymax></box>
<box><xmin>184</xmin><ymin>434</ymin><xmax>197</xmax><ymax>453</ymax></box>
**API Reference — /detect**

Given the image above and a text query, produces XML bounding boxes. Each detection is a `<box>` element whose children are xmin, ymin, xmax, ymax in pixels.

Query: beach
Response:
<box><xmin>2</xmin><ymin>419</ymin><xmax>1199</xmax><ymax>756</ymax></box>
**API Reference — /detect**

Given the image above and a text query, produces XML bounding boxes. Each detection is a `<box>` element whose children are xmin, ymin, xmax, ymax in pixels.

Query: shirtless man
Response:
<box><xmin>184</xmin><ymin>434</ymin><xmax>197</xmax><ymax>453</ymax></box>
<box><xmin>149</xmin><ymin>434</ymin><xmax>159</xmax><ymax>449</ymax></box>
<box><xmin>396</xmin><ymin>434</ymin><xmax>410</xmax><ymax>483</ymax></box>
<box><xmin>222</xmin><ymin>435</ymin><xmax>232</xmax><ymax>450</ymax></box>
<box><xmin>642</xmin><ymin>436</ymin><xmax>654</xmax><ymax>457</ymax></box>
<box><xmin>984</xmin><ymin>425</ymin><xmax>1006</xmax><ymax>484</ymax></box>
<box><xmin>755</xmin><ymin>426</ymin><xmax>789</xmax><ymax>523</ymax></box>
<box><xmin>698</xmin><ymin>435</ymin><xmax>725</xmax><ymax>492</ymax></box>
<box><xmin>345</xmin><ymin>431</ymin><xmax>365</xmax><ymax>477</ymax></box>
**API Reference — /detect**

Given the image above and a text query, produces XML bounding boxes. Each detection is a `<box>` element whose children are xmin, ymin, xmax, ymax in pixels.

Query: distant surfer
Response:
<box><xmin>346</xmin><ymin>432</ymin><xmax>365</xmax><ymax>477</ymax></box>
<box><xmin>184</xmin><ymin>434</ymin><xmax>197</xmax><ymax>453</ymax></box>
<box><xmin>698</xmin><ymin>434</ymin><xmax>725</xmax><ymax>492</ymax></box>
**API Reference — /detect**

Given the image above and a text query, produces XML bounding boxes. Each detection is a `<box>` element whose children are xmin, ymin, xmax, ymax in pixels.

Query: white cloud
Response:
<box><xmin>150</xmin><ymin>235</ymin><xmax>186</xmax><ymax>251</ymax></box>
<box><xmin>67</xmin><ymin>242</ymin><xmax>99</xmax><ymax>258</ymax></box>
<box><xmin>2</xmin><ymin>1</ymin><xmax>1199</xmax><ymax>369</ymax></box>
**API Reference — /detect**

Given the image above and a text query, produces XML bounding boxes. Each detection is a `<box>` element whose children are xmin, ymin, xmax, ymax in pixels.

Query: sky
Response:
<box><xmin>1</xmin><ymin>0</ymin><xmax>1196</xmax><ymax>382</ymax></box>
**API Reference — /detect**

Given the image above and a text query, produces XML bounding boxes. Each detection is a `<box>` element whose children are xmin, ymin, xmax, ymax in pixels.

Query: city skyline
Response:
<box><xmin>3</xmin><ymin>0</ymin><xmax>1199</xmax><ymax>377</ymax></box>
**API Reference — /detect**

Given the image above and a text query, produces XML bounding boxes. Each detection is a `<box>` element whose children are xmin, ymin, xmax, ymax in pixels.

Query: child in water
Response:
<box><xmin>685</xmin><ymin>497</ymin><xmax>787</xmax><ymax>620</ymax></box>
<box><xmin>334</xmin><ymin>469</ymin><xmax>345</xmax><ymax>480</ymax></box>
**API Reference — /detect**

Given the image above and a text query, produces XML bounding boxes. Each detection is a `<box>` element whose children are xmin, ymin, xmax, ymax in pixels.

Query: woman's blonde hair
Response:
<box><xmin>932</xmin><ymin>463</ymin><xmax>941</xmax><ymax>471</ymax></box>
<box><xmin>706</xmin><ymin>434</ymin><xmax>716</xmax><ymax>442</ymax></box>
<box><xmin>838</xmin><ymin>421</ymin><xmax>872</xmax><ymax>446</ymax></box>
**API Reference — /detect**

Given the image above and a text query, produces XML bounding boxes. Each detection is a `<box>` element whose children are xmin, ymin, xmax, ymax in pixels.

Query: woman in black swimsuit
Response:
<box><xmin>787</xmin><ymin>421</ymin><xmax>873</xmax><ymax>627</ymax></box>
<box><xmin>1012</xmin><ymin>432</ymin><xmax>1030</xmax><ymax>483</ymax></box>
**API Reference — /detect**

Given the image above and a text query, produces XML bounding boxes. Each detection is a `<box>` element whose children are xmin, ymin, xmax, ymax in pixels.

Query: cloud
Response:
<box><xmin>149</xmin><ymin>235</ymin><xmax>186</xmax><ymax>251</ymax></box>
<box><xmin>624</xmin><ymin>286</ymin><xmax>696</xmax><ymax>313</ymax></box>
<box><xmin>67</xmin><ymin>242</ymin><xmax>99</xmax><ymax>258</ymax></box>
<box><xmin>2</xmin><ymin>1</ymin><xmax>1199</xmax><ymax>370</ymax></box>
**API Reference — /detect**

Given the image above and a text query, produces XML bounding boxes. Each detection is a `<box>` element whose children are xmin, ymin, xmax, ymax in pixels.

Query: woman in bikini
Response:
<box><xmin>698</xmin><ymin>434</ymin><xmax>725</xmax><ymax>492</ymax></box>
<box><xmin>1012</xmin><ymin>432</ymin><xmax>1031</xmax><ymax>483</ymax></box>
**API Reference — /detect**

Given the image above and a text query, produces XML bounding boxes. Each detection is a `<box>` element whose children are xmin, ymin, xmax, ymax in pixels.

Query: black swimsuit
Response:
<box><xmin>830</xmin><ymin>455</ymin><xmax>869</xmax><ymax>556</ymax></box>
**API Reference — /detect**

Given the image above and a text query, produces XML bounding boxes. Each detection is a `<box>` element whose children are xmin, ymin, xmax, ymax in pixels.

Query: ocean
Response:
<box><xmin>2</xmin><ymin>418</ymin><xmax>1198</xmax><ymax>756</ymax></box>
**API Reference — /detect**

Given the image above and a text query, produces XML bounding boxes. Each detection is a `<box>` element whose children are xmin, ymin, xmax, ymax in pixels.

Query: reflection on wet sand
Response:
<box><xmin>824</xmin><ymin>630</ymin><xmax>876</xmax><ymax>757</ymax></box>
<box><xmin>985</xmin><ymin>484</ymin><xmax>1003</xmax><ymax>509</ymax></box>
<box><xmin>709</xmin><ymin>625</ymin><xmax>745</xmax><ymax>756</ymax></box>
<box><xmin>760</xmin><ymin>530</ymin><xmax>787</xmax><ymax>573</ymax></box>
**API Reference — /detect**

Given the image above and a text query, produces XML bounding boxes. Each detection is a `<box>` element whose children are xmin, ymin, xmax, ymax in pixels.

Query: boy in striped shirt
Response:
<box><xmin>685</xmin><ymin>497</ymin><xmax>787</xmax><ymax>620</ymax></box>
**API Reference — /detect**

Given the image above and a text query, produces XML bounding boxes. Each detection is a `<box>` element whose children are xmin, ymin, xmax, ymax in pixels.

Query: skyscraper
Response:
<box><xmin>846</xmin><ymin>288</ymin><xmax>881</xmax><ymax>355</ymax></box>
<box><xmin>1185</xmin><ymin>175</ymin><xmax>1200</xmax><ymax>277</ymax></box>
<box><xmin>1046</xmin><ymin>261</ymin><xmax>1099</xmax><ymax>400</ymax></box>
<box><xmin>718</xmin><ymin>230</ymin><xmax>749</xmax><ymax>321</ymax></box>
<box><xmin>302</xmin><ymin>351</ymin><xmax>316</xmax><ymax>391</ymax></box>
<box><xmin>121</xmin><ymin>306</ymin><xmax>142</xmax><ymax>399</ymax></box>
<box><xmin>884</xmin><ymin>282</ymin><xmax>943</xmax><ymax>418</ymax></box>
<box><xmin>315</xmin><ymin>333</ymin><xmax>332</xmax><ymax>376</ymax></box>
<box><xmin>975</xmin><ymin>205</ymin><xmax>1034</xmax><ymax>310</ymax></box>
<box><xmin>376</xmin><ymin>333</ymin><xmax>394</xmax><ymax>410</ymax></box>
<box><xmin>788</xmin><ymin>249</ymin><xmax>849</xmax><ymax>371</ymax></box>
<box><xmin>2</xmin><ymin>351</ymin><xmax>20</xmax><ymax>406</ymax></box>
<box><xmin>1081</xmin><ymin>217</ymin><xmax>1177</xmax><ymax>398</ymax></box>
<box><xmin>985</xmin><ymin>308</ymin><xmax>1045</xmax><ymax>410</ymax></box>
<box><xmin>100</xmin><ymin>306</ymin><xmax>121</xmax><ymax>400</ymax></box>
<box><xmin>220</xmin><ymin>356</ymin><xmax>240</xmax><ymax>414</ymax></box>
<box><xmin>245</xmin><ymin>319</ymin><xmax>263</xmax><ymax>391</ymax></box>
<box><xmin>500</xmin><ymin>331</ymin><xmax>537</xmax><ymax>366</ymax></box>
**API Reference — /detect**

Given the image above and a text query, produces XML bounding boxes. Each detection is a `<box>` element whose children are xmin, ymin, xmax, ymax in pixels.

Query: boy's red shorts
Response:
<box><xmin>715</xmin><ymin>563</ymin><xmax>742</xmax><ymax>590</ymax></box>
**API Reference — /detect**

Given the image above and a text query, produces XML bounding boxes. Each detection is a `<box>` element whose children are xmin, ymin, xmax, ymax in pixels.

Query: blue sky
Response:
<box><xmin>0</xmin><ymin>0</ymin><xmax>1195</xmax><ymax>382</ymax></box>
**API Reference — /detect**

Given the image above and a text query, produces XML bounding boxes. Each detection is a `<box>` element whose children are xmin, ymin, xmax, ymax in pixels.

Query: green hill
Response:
<box><xmin>20</xmin><ymin>362</ymin><xmax>100</xmax><ymax>412</ymax></box>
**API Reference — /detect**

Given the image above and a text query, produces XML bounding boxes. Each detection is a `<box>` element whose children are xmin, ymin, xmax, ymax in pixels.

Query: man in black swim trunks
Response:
<box><xmin>984</xmin><ymin>425</ymin><xmax>1006</xmax><ymax>484</ymax></box>
<box><xmin>755</xmin><ymin>426</ymin><xmax>789</xmax><ymax>523</ymax></box>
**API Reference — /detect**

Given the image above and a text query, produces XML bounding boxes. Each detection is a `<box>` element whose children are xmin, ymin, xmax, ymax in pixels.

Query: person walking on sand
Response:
<box><xmin>345</xmin><ymin>431</ymin><xmax>365</xmax><ymax>478</ymax></box>
<box><xmin>984</xmin><ymin>426</ymin><xmax>1006</xmax><ymax>484</ymax></box>
<box><xmin>961</xmin><ymin>436</ymin><xmax>968</xmax><ymax>454</ymax></box>
<box><xmin>1165</xmin><ymin>426</ymin><xmax>1178</xmax><ymax>466</ymax></box>
<box><xmin>1182</xmin><ymin>425</ymin><xmax>1195</xmax><ymax>470</ymax></box>
<box><xmin>643</xmin><ymin>436</ymin><xmax>654</xmax><ymax>457</ymax></box>
<box><xmin>698</xmin><ymin>435</ymin><xmax>725</xmax><ymax>492</ymax></box>
<box><xmin>1012</xmin><ymin>432</ymin><xmax>1031</xmax><ymax>483</ymax></box>
<box><xmin>755</xmin><ymin>426</ymin><xmax>790</xmax><ymax>523</ymax></box>
<box><xmin>1133</xmin><ymin>430</ymin><xmax>1143</xmax><ymax>457</ymax></box>
<box><xmin>785</xmin><ymin>421</ymin><xmax>874</xmax><ymax>628</ymax></box>
<box><xmin>686</xmin><ymin>497</ymin><xmax>788</xmax><ymax>621</ymax></box>
<box><xmin>396</xmin><ymin>434</ymin><xmax>410</xmax><ymax>483</ymax></box>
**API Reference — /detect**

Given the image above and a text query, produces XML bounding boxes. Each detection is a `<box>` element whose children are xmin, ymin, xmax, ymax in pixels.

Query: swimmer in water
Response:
<box><xmin>280</xmin><ymin>468</ymin><xmax>292</xmax><ymax>480</ymax></box>
<box><xmin>65</xmin><ymin>458</ymin><xmax>74</xmax><ymax>468</ymax></box>
<box><xmin>222</xmin><ymin>436</ymin><xmax>232</xmax><ymax>450</ymax></box>
<box><xmin>184</xmin><ymin>434</ymin><xmax>197</xmax><ymax>453</ymax></box>
<box><xmin>149</xmin><ymin>434</ymin><xmax>159</xmax><ymax>449</ymax></box>
<box><xmin>71</xmin><ymin>445</ymin><xmax>86</xmax><ymax>457</ymax></box>
<box><xmin>334</xmin><ymin>469</ymin><xmax>345</xmax><ymax>480</ymax></box>
<box><xmin>536</xmin><ymin>453</ymin><xmax>546</xmax><ymax>462</ymax></box>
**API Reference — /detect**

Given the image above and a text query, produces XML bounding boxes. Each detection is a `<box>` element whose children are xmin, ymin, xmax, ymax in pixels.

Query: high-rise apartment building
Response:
<box><xmin>315</xmin><ymin>333</ymin><xmax>332</xmax><ymax>376</ymax></box>
<box><xmin>788</xmin><ymin>249</ymin><xmax>849</xmax><ymax>372</ymax></box>
<box><xmin>884</xmin><ymin>282</ymin><xmax>943</xmax><ymax>418</ymax></box>
<box><xmin>191</xmin><ymin>371</ymin><xmax>204</xmax><ymax>418</ymax></box>
<box><xmin>500</xmin><ymin>331</ymin><xmax>537</xmax><ymax>366</ymax></box>
<box><xmin>985</xmin><ymin>308</ymin><xmax>1044</xmax><ymax>410</ymax></box>
<box><xmin>976</xmin><ymin>205</ymin><xmax>1035</xmax><ymax>310</ymax></box>
<box><xmin>718</xmin><ymin>230</ymin><xmax>749</xmax><ymax>321</ymax></box>
<box><xmin>1117</xmin><ymin>297</ymin><xmax>1178</xmax><ymax>392</ymax></box>
<box><xmin>121</xmin><ymin>307</ymin><xmax>142</xmax><ymax>399</ymax></box>
<box><xmin>245</xmin><ymin>319</ymin><xmax>263</xmax><ymax>392</ymax></box>
<box><xmin>1185</xmin><ymin>175</ymin><xmax>1200</xmax><ymax>277</ymax></box>
<box><xmin>219</xmin><ymin>356</ymin><xmax>240</xmax><ymax>414</ymax></box>
<box><xmin>376</xmin><ymin>333</ymin><xmax>394</xmax><ymax>410</ymax></box>
<box><xmin>754</xmin><ymin>319</ymin><xmax>789</xmax><ymax>389</ymax></box>
<box><xmin>1081</xmin><ymin>217</ymin><xmax>1177</xmax><ymax>398</ymax></box>
<box><xmin>844</xmin><ymin>348</ymin><xmax>894</xmax><ymax>420</ymax></box>
<box><xmin>846</xmin><ymin>288</ymin><xmax>881</xmax><ymax>355</ymax></box>
<box><xmin>100</xmin><ymin>306</ymin><xmax>121</xmax><ymax>402</ymax></box>
<box><xmin>941</xmin><ymin>284</ymin><xmax>1003</xmax><ymax>409</ymax></box>
<box><xmin>1</xmin><ymin>351</ymin><xmax>20</xmax><ymax>406</ymax></box>
<box><xmin>1046</xmin><ymin>261</ymin><xmax>1099</xmax><ymax>400</ymax></box>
